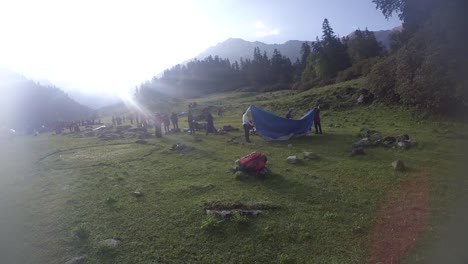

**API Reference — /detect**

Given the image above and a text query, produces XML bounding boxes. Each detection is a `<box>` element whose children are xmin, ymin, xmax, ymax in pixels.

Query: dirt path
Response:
<box><xmin>368</xmin><ymin>174</ymin><xmax>429</xmax><ymax>264</ymax></box>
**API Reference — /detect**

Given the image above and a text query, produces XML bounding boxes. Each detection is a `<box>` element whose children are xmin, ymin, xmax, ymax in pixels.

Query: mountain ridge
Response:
<box><xmin>188</xmin><ymin>26</ymin><xmax>400</xmax><ymax>66</ymax></box>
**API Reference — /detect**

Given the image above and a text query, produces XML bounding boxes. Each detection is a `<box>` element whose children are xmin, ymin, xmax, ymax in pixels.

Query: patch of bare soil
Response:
<box><xmin>369</xmin><ymin>174</ymin><xmax>429</xmax><ymax>264</ymax></box>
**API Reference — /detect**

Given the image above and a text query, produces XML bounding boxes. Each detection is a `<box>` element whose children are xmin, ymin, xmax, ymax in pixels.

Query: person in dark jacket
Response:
<box><xmin>163</xmin><ymin>113</ymin><xmax>170</xmax><ymax>134</ymax></box>
<box><xmin>205</xmin><ymin>112</ymin><xmax>217</xmax><ymax>135</ymax></box>
<box><xmin>154</xmin><ymin>113</ymin><xmax>162</xmax><ymax>137</ymax></box>
<box><xmin>314</xmin><ymin>105</ymin><xmax>322</xmax><ymax>134</ymax></box>
<box><xmin>170</xmin><ymin>112</ymin><xmax>179</xmax><ymax>130</ymax></box>
<box><xmin>188</xmin><ymin>110</ymin><xmax>196</xmax><ymax>135</ymax></box>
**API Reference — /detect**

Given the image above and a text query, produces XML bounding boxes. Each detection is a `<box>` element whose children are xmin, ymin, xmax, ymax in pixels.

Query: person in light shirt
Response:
<box><xmin>242</xmin><ymin>107</ymin><xmax>254</xmax><ymax>143</ymax></box>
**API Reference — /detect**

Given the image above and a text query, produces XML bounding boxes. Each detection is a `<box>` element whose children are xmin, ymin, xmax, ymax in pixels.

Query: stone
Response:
<box><xmin>354</xmin><ymin>138</ymin><xmax>372</xmax><ymax>148</ymax></box>
<box><xmin>396</xmin><ymin>134</ymin><xmax>410</xmax><ymax>142</ymax></box>
<box><xmin>382</xmin><ymin>136</ymin><xmax>396</xmax><ymax>145</ymax></box>
<box><xmin>287</xmin><ymin>156</ymin><xmax>299</xmax><ymax>163</ymax></box>
<box><xmin>115</xmin><ymin>125</ymin><xmax>132</xmax><ymax>131</ymax></box>
<box><xmin>206</xmin><ymin>209</ymin><xmax>264</xmax><ymax>218</ymax></box>
<box><xmin>135</xmin><ymin>139</ymin><xmax>147</xmax><ymax>144</ymax></box>
<box><xmin>99</xmin><ymin>133</ymin><xmax>121</xmax><ymax>140</ymax></box>
<box><xmin>392</xmin><ymin>160</ymin><xmax>405</xmax><ymax>170</ymax></box>
<box><xmin>397</xmin><ymin>141</ymin><xmax>411</xmax><ymax>149</ymax></box>
<box><xmin>132</xmin><ymin>191</ymin><xmax>143</xmax><ymax>197</ymax></box>
<box><xmin>170</xmin><ymin>143</ymin><xmax>193</xmax><ymax>152</ymax></box>
<box><xmin>100</xmin><ymin>239</ymin><xmax>121</xmax><ymax>248</ymax></box>
<box><xmin>287</xmin><ymin>144</ymin><xmax>293</xmax><ymax>148</ymax></box>
<box><xmin>64</xmin><ymin>256</ymin><xmax>86</xmax><ymax>264</ymax></box>
<box><xmin>360</xmin><ymin>128</ymin><xmax>371</xmax><ymax>138</ymax></box>
<box><xmin>304</xmin><ymin>152</ymin><xmax>318</xmax><ymax>159</ymax></box>
<box><xmin>369</xmin><ymin>132</ymin><xmax>382</xmax><ymax>142</ymax></box>
<box><xmin>82</xmin><ymin>131</ymin><xmax>95</xmax><ymax>137</ymax></box>
<box><xmin>334</xmin><ymin>124</ymin><xmax>341</xmax><ymax>128</ymax></box>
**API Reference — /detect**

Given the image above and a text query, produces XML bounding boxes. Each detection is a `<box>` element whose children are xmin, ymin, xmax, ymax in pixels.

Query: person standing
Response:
<box><xmin>285</xmin><ymin>108</ymin><xmax>294</xmax><ymax>119</ymax></box>
<box><xmin>170</xmin><ymin>112</ymin><xmax>179</xmax><ymax>130</ymax></box>
<box><xmin>242</xmin><ymin>108</ymin><xmax>253</xmax><ymax>143</ymax></box>
<box><xmin>314</xmin><ymin>105</ymin><xmax>322</xmax><ymax>134</ymax></box>
<box><xmin>163</xmin><ymin>113</ymin><xmax>170</xmax><ymax>134</ymax></box>
<box><xmin>154</xmin><ymin>113</ymin><xmax>162</xmax><ymax>137</ymax></box>
<box><xmin>188</xmin><ymin>110</ymin><xmax>195</xmax><ymax>135</ymax></box>
<box><xmin>205</xmin><ymin>112</ymin><xmax>217</xmax><ymax>135</ymax></box>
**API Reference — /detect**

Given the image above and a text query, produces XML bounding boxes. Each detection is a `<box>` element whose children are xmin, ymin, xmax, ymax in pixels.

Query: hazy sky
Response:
<box><xmin>0</xmin><ymin>0</ymin><xmax>401</xmax><ymax>94</ymax></box>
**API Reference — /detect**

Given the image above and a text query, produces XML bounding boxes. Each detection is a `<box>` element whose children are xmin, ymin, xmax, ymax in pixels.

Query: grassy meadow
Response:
<box><xmin>1</xmin><ymin>79</ymin><xmax>467</xmax><ymax>264</ymax></box>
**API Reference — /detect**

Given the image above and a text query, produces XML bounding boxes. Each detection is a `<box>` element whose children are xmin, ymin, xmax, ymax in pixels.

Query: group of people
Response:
<box><xmin>152</xmin><ymin>112</ymin><xmax>179</xmax><ymax>137</ymax></box>
<box><xmin>54</xmin><ymin>119</ymin><xmax>99</xmax><ymax>134</ymax></box>
<box><xmin>187</xmin><ymin>110</ymin><xmax>217</xmax><ymax>135</ymax></box>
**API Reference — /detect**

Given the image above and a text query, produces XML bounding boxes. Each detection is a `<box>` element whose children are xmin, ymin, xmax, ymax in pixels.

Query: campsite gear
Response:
<box><xmin>235</xmin><ymin>152</ymin><xmax>267</xmax><ymax>176</ymax></box>
<box><xmin>249</xmin><ymin>105</ymin><xmax>316</xmax><ymax>140</ymax></box>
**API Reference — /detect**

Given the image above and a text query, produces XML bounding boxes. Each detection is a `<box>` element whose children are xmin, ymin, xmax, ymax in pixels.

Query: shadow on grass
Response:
<box><xmin>236</xmin><ymin>170</ymin><xmax>339</xmax><ymax>205</ymax></box>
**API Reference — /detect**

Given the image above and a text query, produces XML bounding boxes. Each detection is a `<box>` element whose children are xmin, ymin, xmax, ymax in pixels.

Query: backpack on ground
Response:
<box><xmin>235</xmin><ymin>152</ymin><xmax>267</xmax><ymax>176</ymax></box>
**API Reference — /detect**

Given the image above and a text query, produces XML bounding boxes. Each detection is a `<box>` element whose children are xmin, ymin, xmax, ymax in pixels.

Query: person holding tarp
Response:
<box><xmin>242</xmin><ymin>107</ymin><xmax>254</xmax><ymax>143</ymax></box>
<box><xmin>314</xmin><ymin>105</ymin><xmax>322</xmax><ymax>134</ymax></box>
<box><xmin>285</xmin><ymin>108</ymin><xmax>294</xmax><ymax>119</ymax></box>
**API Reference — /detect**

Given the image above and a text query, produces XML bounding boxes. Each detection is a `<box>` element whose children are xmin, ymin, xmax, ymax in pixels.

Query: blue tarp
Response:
<box><xmin>250</xmin><ymin>105</ymin><xmax>315</xmax><ymax>141</ymax></box>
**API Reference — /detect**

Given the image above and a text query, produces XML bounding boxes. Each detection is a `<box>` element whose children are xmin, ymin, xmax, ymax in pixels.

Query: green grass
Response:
<box><xmin>1</xmin><ymin>79</ymin><xmax>467</xmax><ymax>264</ymax></box>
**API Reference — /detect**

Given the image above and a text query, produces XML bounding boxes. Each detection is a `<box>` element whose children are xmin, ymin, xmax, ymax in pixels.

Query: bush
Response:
<box><xmin>368</xmin><ymin>55</ymin><xmax>399</xmax><ymax>103</ymax></box>
<box><xmin>336</xmin><ymin>57</ymin><xmax>381</xmax><ymax>83</ymax></box>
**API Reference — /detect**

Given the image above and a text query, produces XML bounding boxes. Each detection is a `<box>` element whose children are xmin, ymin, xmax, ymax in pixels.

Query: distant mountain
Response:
<box><xmin>191</xmin><ymin>26</ymin><xmax>401</xmax><ymax>65</ymax></box>
<box><xmin>195</xmin><ymin>38</ymin><xmax>308</xmax><ymax>64</ymax></box>
<box><xmin>0</xmin><ymin>70</ymin><xmax>91</xmax><ymax>132</ymax></box>
<box><xmin>65</xmin><ymin>90</ymin><xmax>121</xmax><ymax>109</ymax></box>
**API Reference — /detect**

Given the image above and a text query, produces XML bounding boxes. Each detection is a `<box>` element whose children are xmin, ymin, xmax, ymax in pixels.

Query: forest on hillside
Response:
<box><xmin>0</xmin><ymin>71</ymin><xmax>91</xmax><ymax>133</ymax></box>
<box><xmin>138</xmin><ymin>0</ymin><xmax>467</xmax><ymax>114</ymax></box>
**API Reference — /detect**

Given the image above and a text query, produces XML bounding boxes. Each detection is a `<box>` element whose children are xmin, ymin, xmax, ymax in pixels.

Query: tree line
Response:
<box><xmin>140</xmin><ymin>19</ymin><xmax>383</xmax><ymax>97</ymax></box>
<box><xmin>139</xmin><ymin>0</ymin><xmax>467</xmax><ymax>113</ymax></box>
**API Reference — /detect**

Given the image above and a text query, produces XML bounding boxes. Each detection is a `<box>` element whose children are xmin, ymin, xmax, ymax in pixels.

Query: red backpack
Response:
<box><xmin>236</xmin><ymin>152</ymin><xmax>267</xmax><ymax>175</ymax></box>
